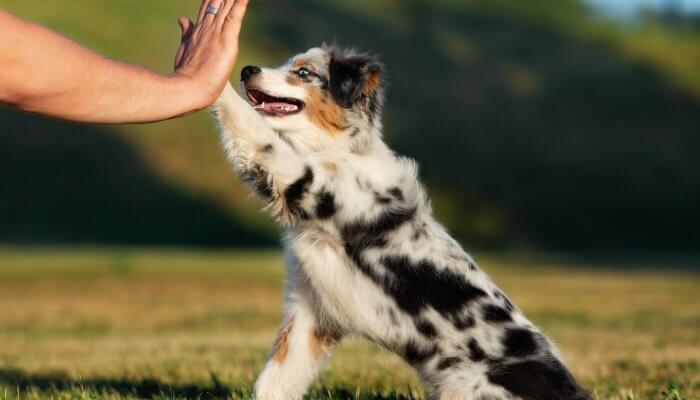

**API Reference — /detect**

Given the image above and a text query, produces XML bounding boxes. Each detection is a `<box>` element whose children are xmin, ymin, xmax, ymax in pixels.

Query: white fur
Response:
<box><xmin>210</xmin><ymin>47</ymin><xmax>586</xmax><ymax>400</ymax></box>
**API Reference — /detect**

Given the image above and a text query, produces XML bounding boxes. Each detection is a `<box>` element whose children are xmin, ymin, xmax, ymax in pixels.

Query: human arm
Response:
<box><xmin>0</xmin><ymin>0</ymin><xmax>248</xmax><ymax>124</ymax></box>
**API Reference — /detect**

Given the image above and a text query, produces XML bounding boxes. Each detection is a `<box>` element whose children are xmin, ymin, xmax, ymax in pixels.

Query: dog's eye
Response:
<box><xmin>296</xmin><ymin>68</ymin><xmax>311</xmax><ymax>77</ymax></box>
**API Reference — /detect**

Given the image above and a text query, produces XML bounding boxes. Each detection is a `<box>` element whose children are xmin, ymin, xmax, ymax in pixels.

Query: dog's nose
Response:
<box><xmin>241</xmin><ymin>65</ymin><xmax>262</xmax><ymax>81</ymax></box>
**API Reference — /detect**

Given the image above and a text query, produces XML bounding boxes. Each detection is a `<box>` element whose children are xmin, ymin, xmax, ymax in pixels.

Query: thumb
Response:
<box><xmin>178</xmin><ymin>17</ymin><xmax>195</xmax><ymax>41</ymax></box>
<box><xmin>174</xmin><ymin>17</ymin><xmax>195</xmax><ymax>68</ymax></box>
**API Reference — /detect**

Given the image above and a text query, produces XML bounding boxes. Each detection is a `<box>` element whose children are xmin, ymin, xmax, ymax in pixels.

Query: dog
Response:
<box><xmin>211</xmin><ymin>45</ymin><xmax>589</xmax><ymax>400</ymax></box>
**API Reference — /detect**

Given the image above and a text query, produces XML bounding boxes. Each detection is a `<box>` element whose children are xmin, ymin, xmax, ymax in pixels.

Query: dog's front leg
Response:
<box><xmin>212</xmin><ymin>83</ymin><xmax>322</xmax><ymax>223</ymax></box>
<box><xmin>212</xmin><ymin>82</ymin><xmax>307</xmax><ymax>180</ymax></box>
<box><xmin>254</xmin><ymin>295</ymin><xmax>340</xmax><ymax>400</ymax></box>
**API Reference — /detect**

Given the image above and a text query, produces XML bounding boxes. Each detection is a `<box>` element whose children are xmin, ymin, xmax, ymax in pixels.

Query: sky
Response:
<box><xmin>584</xmin><ymin>0</ymin><xmax>700</xmax><ymax>19</ymax></box>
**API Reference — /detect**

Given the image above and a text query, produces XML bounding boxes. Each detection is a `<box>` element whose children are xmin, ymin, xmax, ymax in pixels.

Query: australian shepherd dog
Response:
<box><xmin>210</xmin><ymin>45</ymin><xmax>589</xmax><ymax>400</ymax></box>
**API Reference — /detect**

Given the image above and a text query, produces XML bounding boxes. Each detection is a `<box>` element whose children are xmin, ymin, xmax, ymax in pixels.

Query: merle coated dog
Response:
<box><xmin>211</xmin><ymin>45</ymin><xmax>589</xmax><ymax>400</ymax></box>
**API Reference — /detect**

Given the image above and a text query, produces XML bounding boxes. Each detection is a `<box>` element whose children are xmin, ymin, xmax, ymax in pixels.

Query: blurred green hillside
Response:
<box><xmin>1</xmin><ymin>0</ymin><xmax>699</xmax><ymax>251</ymax></box>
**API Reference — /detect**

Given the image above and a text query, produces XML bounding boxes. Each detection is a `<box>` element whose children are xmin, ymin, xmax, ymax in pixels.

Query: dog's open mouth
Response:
<box><xmin>246</xmin><ymin>89</ymin><xmax>305</xmax><ymax>116</ymax></box>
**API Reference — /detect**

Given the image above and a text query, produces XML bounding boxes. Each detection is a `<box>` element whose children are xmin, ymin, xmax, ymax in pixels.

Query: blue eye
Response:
<box><xmin>296</xmin><ymin>68</ymin><xmax>311</xmax><ymax>77</ymax></box>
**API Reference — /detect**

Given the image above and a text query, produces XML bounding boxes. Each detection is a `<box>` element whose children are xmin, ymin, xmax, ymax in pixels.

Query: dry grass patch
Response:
<box><xmin>0</xmin><ymin>248</ymin><xmax>698</xmax><ymax>399</ymax></box>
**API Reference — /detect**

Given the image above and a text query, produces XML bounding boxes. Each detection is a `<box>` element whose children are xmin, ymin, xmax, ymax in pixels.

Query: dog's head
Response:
<box><xmin>241</xmin><ymin>45</ymin><xmax>384</xmax><ymax>152</ymax></box>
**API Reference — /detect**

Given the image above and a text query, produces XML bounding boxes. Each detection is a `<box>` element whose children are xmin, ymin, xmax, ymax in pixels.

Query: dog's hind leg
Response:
<box><xmin>254</xmin><ymin>291</ymin><xmax>340</xmax><ymax>400</ymax></box>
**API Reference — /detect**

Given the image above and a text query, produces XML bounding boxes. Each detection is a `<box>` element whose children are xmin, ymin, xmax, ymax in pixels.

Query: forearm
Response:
<box><xmin>7</xmin><ymin>59</ymin><xmax>206</xmax><ymax>124</ymax></box>
<box><xmin>0</xmin><ymin>10</ymin><xmax>207</xmax><ymax>123</ymax></box>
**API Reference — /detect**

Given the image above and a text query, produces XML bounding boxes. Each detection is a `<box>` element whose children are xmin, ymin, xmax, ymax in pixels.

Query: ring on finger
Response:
<box><xmin>206</xmin><ymin>5</ymin><xmax>220</xmax><ymax>15</ymax></box>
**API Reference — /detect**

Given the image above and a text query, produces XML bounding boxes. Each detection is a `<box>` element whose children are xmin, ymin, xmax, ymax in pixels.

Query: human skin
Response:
<box><xmin>0</xmin><ymin>0</ymin><xmax>249</xmax><ymax>124</ymax></box>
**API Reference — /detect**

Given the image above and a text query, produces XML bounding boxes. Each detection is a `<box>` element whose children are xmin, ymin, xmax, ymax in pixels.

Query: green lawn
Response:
<box><xmin>0</xmin><ymin>248</ymin><xmax>698</xmax><ymax>399</ymax></box>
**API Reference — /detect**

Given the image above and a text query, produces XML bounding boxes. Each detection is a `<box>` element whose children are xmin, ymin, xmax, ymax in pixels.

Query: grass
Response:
<box><xmin>0</xmin><ymin>248</ymin><xmax>698</xmax><ymax>399</ymax></box>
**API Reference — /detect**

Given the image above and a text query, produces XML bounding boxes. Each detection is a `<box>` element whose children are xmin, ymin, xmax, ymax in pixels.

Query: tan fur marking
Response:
<box><xmin>271</xmin><ymin>316</ymin><xmax>294</xmax><ymax>363</ymax></box>
<box><xmin>436</xmin><ymin>390</ymin><xmax>463</xmax><ymax>400</ymax></box>
<box><xmin>309</xmin><ymin>326</ymin><xmax>341</xmax><ymax>359</ymax></box>
<box><xmin>363</xmin><ymin>70</ymin><xmax>381</xmax><ymax>94</ymax></box>
<box><xmin>322</xmin><ymin>162</ymin><xmax>338</xmax><ymax>174</ymax></box>
<box><xmin>285</xmin><ymin>75</ymin><xmax>302</xmax><ymax>87</ymax></box>
<box><xmin>306</xmin><ymin>87</ymin><xmax>345</xmax><ymax>134</ymax></box>
<box><xmin>292</xmin><ymin>59</ymin><xmax>308</xmax><ymax>69</ymax></box>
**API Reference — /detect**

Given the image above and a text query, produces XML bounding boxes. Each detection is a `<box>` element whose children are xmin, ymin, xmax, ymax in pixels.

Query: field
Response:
<box><xmin>1</xmin><ymin>1</ymin><xmax>698</xmax><ymax>398</ymax></box>
<box><xmin>0</xmin><ymin>248</ymin><xmax>698</xmax><ymax>399</ymax></box>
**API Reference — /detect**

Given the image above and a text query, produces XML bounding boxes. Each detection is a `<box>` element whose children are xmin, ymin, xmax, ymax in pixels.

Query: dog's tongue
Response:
<box><xmin>254</xmin><ymin>102</ymin><xmax>299</xmax><ymax>115</ymax></box>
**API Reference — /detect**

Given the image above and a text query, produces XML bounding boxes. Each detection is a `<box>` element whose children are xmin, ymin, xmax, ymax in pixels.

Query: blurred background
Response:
<box><xmin>0</xmin><ymin>1</ymin><xmax>699</xmax><ymax>399</ymax></box>
<box><xmin>1</xmin><ymin>0</ymin><xmax>699</xmax><ymax>254</ymax></box>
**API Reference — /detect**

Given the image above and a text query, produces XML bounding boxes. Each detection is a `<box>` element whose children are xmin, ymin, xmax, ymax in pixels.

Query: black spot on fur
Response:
<box><xmin>388</xmin><ymin>308</ymin><xmax>399</xmax><ymax>325</ymax></box>
<box><xmin>487</xmin><ymin>355</ymin><xmax>590</xmax><ymax>400</ymax></box>
<box><xmin>242</xmin><ymin>166</ymin><xmax>273</xmax><ymax>200</ymax></box>
<box><xmin>330</xmin><ymin>57</ymin><xmax>366</xmax><ymax>108</ymax></box>
<box><xmin>412</xmin><ymin>226</ymin><xmax>427</xmax><ymax>241</ymax></box>
<box><xmin>355</xmin><ymin>176</ymin><xmax>365</xmax><ymax>190</ymax></box>
<box><xmin>469</xmin><ymin>262</ymin><xmax>478</xmax><ymax>271</ymax></box>
<box><xmin>452</xmin><ymin>314</ymin><xmax>476</xmax><ymax>330</ymax></box>
<box><xmin>260</xmin><ymin>144</ymin><xmax>274</xmax><ymax>153</ymax></box>
<box><xmin>350</xmin><ymin>127</ymin><xmax>360</xmax><ymax>138</ymax></box>
<box><xmin>284</xmin><ymin>166</ymin><xmax>314</xmax><ymax>218</ymax></box>
<box><xmin>468</xmin><ymin>338</ymin><xmax>487</xmax><ymax>362</ymax></box>
<box><xmin>415</xmin><ymin>319</ymin><xmax>438</xmax><ymax>338</ymax></box>
<box><xmin>316</xmin><ymin>74</ymin><xmax>330</xmax><ymax>91</ymax></box>
<box><xmin>388</xmin><ymin>187</ymin><xmax>404</xmax><ymax>202</ymax></box>
<box><xmin>495</xmin><ymin>291</ymin><xmax>515</xmax><ymax>312</ymax></box>
<box><xmin>340</xmin><ymin>208</ymin><xmax>486</xmax><ymax>320</ymax></box>
<box><xmin>342</xmin><ymin>208</ymin><xmax>417</xmax><ymax>253</ymax></box>
<box><xmin>380</xmin><ymin>256</ymin><xmax>488</xmax><ymax>317</ymax></box>
<box><xmin>504</xmin><ymin>298</ymin><xmax>515</xmax><ymax>312</ymax></box>
<box><xmin>329</xmin><ymin>49</ymin><xmax>383</xmax><ymax>109</ymax></box>
<box><xmin>503</xmin><ymin>328</ymin><xmax>539</xmax><ymax>358</ymax></box>
<box><xmin>482</xmin><ymin>304</ymin><xmax>512</xmax><ymax>323</ymax></box>
<box><xmin>374</xmin><ymin>192</ymin><xmax>392</xmax><ymax>205</ymax></box>
<box><xmin>274</xmin><ymin>130</ymin><xmax>298</xmax><ymax>153</ymax></box>
<box><xmin>342</xmin><ymin>207</ymin><xmax>418</xmax><ymax>294</ymax></box>
<box><xmin>315</xmin><ymin>190</ymin><xmax>337</xmax><ymax>219</ymax></box>
<box><xmin>404</xmin><ymin>340</ymin><xmax>437</xmax><ymax>365</ymax></box>
<box><xmin>437</xmin><ymin>357</ymin><xmax>461</xmax><ymax>370</ymax></box>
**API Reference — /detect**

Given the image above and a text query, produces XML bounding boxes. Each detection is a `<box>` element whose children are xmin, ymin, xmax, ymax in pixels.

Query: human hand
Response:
<box><xmin>172</xmin><ymin>0</ymin><xmax>249</xmax><ymax>109</ymax></box>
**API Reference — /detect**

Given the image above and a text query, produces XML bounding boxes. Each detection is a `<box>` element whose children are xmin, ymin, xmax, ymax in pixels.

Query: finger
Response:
<box><xmin>178</xmin><ymin>17</ymin><xmax>195</xmax><ymax>42</ymax></box>
<box><xmin>216</xmin><ymin>0</ymin><xmax>235</xmax><ymax>31</ymax></box>
<box><xmin>174</xmin><ymin>17</ymin><xmax>194</xmax><ymax>68</ymax></box>
<box><xmin>202</xmin><ymin>0</ymin><xmax>224</xmax><ymax>26</ymax></box>
<box><xmin>224</xmin><ymin>0</ymin><xmax>250</xmax><ymax>37</ymax></box>
<box><xmin>196</xmin><ymin>0</ymin><xmax>213</xmax><ymax>25</ymax></box>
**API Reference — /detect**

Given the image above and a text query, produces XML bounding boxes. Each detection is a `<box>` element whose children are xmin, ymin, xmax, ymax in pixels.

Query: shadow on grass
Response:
<box><xmin>0</xmin><ymin>368</ymin><xmax>416</xmax><ymax>400</ymax></box>
<box><xmin>0</xmin><ymin>368</ymin><xmax>233</xmax><ymax>399</ymax></box>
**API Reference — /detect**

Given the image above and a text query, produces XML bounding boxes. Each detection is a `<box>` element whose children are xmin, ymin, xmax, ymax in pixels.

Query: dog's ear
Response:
<box><xmin>329</xmin><ymin>54</ymin><xmax>383</xmax><ymax>108</ymax></box>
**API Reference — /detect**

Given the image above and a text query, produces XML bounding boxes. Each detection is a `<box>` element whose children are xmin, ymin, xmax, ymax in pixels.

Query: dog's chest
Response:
<box><xmin>288</xmin><ymin>228</ymin><xmax>391</xmax><ymax>328</ymax></box>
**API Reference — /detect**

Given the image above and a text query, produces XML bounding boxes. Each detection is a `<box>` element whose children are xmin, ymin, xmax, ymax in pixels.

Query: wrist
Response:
<box><xmin>167</xmin><ymin>73</ymin><xmax>207</xmax><ymax>114</ymax></box>
<box><xmin>169</xmin><ymin>72</ymin><xmax>220</xmax><ymax>112</ymax></box>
